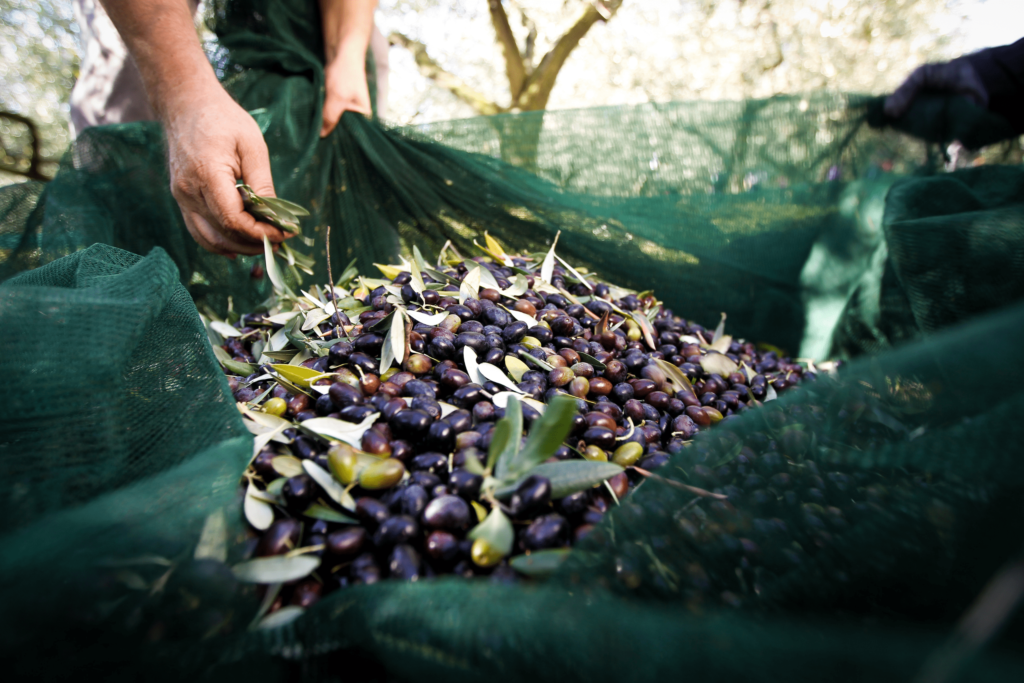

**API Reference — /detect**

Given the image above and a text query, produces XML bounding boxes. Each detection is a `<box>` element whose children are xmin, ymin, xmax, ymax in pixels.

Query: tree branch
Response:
<box><xmin>388</xmin><ymin>32</ymin><xmax>504</xmax><ymax>116</ymax></box>
<box><xmin>0</xmin><ymin>111</ymin><xmax>53</xmax><ymax>181</ymax></box>
<box><xmin>488</xmin><ymin>0</ymin><xmax>526</xmax><ymax>101</ymax></box>
<box><xmin>517</xmin><ymin>0</ymin><xmax>624</xmax><ymax>110</ymax></box>
<box><xmin>510</xmin><ymin>0</ymin><xmax>538</xmax><ymax>72</ymax></box>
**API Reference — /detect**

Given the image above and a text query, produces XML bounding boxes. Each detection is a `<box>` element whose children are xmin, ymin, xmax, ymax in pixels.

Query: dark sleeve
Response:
<box><xmin>965</xmin><ymin>37</ymin><xmax>1024</xmax><ymax>134</ymax></box>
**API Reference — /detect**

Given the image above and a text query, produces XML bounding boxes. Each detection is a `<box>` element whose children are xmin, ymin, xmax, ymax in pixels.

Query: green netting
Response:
<box><xmin>2</xmin><ymin>0</ymin><xmax>1024</xmax><ymax>679</ymax></box>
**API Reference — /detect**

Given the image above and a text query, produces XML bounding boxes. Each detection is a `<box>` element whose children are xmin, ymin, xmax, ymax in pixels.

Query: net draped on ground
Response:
<box><xmin>1</xmin><ymin>0</ymin><xmax>1024</xmax><ymax>680</ymax></box>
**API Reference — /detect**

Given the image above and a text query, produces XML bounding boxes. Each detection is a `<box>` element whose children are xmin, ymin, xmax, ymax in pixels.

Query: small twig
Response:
<box><xmin>326</xmin><ymin>226</ymin><xmax>340</xmax><ymax>339</ymax></box>
<box><xmin>630</xmin><ymin>467</ymin><xmax>728</xmax><ymax>499</ymax></box>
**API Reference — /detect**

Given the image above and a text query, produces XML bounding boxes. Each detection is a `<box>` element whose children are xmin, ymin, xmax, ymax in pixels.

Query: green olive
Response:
<box><xmin>405</xmin><ymin>354</ymin><xmax>433</xmax><ymax>375</ymax></box>
<box><xmin>470</xmin><ymin>538</ymin><xmax>505</xmax><ymax>567</ymax></box>
<box><xmin>612</xmin><ymin>442</ymin><xmax>644</xmax><ymax>467</ymax></box>
<box><xmin>358</xmin><ymin>458</ymin><xmax>406</xmax><ymax>490</ymax></box>
<box><xmin>583</xmin><ymin>445</ymin><xmax>608</xmax><ymax>462</ymax></box>
<box><xmin>521</xmin><ymin>336</ymin><xmax>541</xmax><ymax>350</ymax></box>
<box><xmin>568</xmin><ymin>377</ymin><xmax>590</xmax><ymax>399</ymax></box>
<box><xmin>548</xmin><ymin>367</ymin><xmax>575</xmax><ymax>388</ymax></box>
<box><xmin>327</xmin><ymin>444</ymin><xmax>376</xmax><ymax>485</ymax></box>
<box><xmin>263</xmin><ymin>397</ymin><xmax>287</xmax><ymax>417</ymax></box>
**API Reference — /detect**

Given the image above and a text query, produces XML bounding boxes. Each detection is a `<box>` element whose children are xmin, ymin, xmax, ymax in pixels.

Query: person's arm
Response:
<box><xmin>319</xmin><ymin>0</ymin><xmax>377</xmax><ymax>137</ymax></box>
<box><xmin>99</xmin><ymin>0</ymin><xmax>288</xmax><ymax>257</ymax></box>
<box><xmin>965</xmin><ymin>38</ymin><xmax>1024</xmax><ymax>134</ymax></box>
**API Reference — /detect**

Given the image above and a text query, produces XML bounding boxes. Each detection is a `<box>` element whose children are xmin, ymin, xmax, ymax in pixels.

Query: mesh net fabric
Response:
<box><xmin>2</xmin><ymin>0</ymin><xmax>1024</xmax><ymax>679</ymax></box>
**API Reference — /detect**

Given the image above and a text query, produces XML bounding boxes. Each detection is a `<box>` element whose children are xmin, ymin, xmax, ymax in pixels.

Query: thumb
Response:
<box><xmin>237</xmin><ymin>132</ymin><xmax>276</xmax><ymax>199</ymax></box>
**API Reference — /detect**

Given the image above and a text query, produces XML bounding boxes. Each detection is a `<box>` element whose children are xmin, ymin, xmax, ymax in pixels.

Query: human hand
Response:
<box><xmin>884</xmin><ymin>57</ymin><xmax>989</xmax><ymax>120</ymax></box>
<box><xmin>164</xmin><ymin>83</ymin><xmax>290</xmax><ymax>257</ymax></box>
<box><xmin>321</xmin><ymin>47</ymin><xmax>372</xmax><ymax>137</ymax></box>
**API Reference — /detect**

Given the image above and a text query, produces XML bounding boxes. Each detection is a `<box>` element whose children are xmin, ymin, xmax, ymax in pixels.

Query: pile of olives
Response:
<box><xmin>224</xmin><ymin>251</ymin><xmax>818</xmax><ymax>616</ymax></box>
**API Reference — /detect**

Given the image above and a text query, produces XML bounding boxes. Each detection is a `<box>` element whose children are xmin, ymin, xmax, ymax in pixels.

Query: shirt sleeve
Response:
<box><xmin>965</xmin><ymin>37</ymin><xmax>1024</xmax><ymax>134</ymax></box>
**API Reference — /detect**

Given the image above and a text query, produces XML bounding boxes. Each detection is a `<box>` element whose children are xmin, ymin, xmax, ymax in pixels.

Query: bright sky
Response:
<box><xmin>955</xmin><ymin>0</ymin><xmax>1023</xmax><ymax>53</ymax></box>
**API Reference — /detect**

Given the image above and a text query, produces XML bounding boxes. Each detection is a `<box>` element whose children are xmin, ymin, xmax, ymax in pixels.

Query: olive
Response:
<box><xmin>422</xmin><ymin>420</ymin><xmax>455</xmax><ymax>453</ymax></box>
<box><xmin>509</xmin><ymin>474</ymin><xmax>552</xmax><ymax>517</ymax></box>
<box><xmin>329</xmin><ymin>382</ymin><xmax>363</xmax><ymax>409</ymax></box>
<box><xmin>686</xmin><ymin>405</ymin><xmax>711</xmax><ymax>427</ymax></box>
<box><xmin>338</xmin><ymin>405</ymin><xmax>375</xmax><ymax>423</ymax></box>
<box><xmin>358</xmin><ymin>458</ymin><xmax>406</xmax><ymax>490</ymax></box>
<box><xmin>589</xmin><ymin>377</ymin><xmax>613</xmax><ymax>396</ymax></box>
<box><xmin>584</xmin><ymin>411</ymin><xmax>616</xmax><ymax>431</ymax></box>
<box><xmin>256</xmin><ymin>519</ymin><xmax>301</xmax><ymax>557</ymax></box>
<box><xmin>373</xmin><ymin>515</ymin><xmax>420</xmax><ymax>548</ymax></box>
<box><xmin>514</xmin><ymin>300</ymin><xmax>537</xmax><ymax>316</ymax></box>
<box><xmin>448</xmin><ymin>470</ymin><xmax>483</xmax><ymax>500</ymax></box>
<box><xmin>426</xmin><ymin>531</ymin><xmax>460</xmax><ymax>562</ymax></box>
<box><xmin>282</xmin><ymin>474</ymin><xmax>316</xmax><ymax>509</ymax></box>
<box><xmin>388</xmin><ymin>544</ymin><xmax>422</xmax><ymax>580</ymax></box>
<box><xmin>447</xmin><ymin>410</ymin><xmax>473</xmax><ymax>434</ymax></box>
<box><xmin>607</xmin><ymin>471</ymin><xmax>630</xmax><ymax>499</ymax></box>
<box><xmin>550</xmin><ymin>316</ymin><xmax>575</xmax><ymax>336</ymax></box>
<box><xmin>548</xmin><ymin>367</ymin><xmax>574</xmax><ymax>388</ymax></box>
<box><xmin>351</xmin><ymin>553</ymin><xmax>381</xmax><ymax>585</ymax></box>
<box><xmin>452</xmin><ymin>384</ymin><xmax>487</xmax><ymax>408</ymax></box>
<box><xmin>326</xmin><ymin>527</ymin><xmax>366</xmax><ymax>557</ymax></box>
<box><xmin>502</xmin><ymin>321</ymin><xmax>529</xmax><ymax>343</ymax></box>
<box><xmin>422</xmin><ymin>495</ymin><xmax>472</xmax><ymax>530</ymax></box>
<box><xmin>290</xmin><ymin>579</ymin><xmax>323</xmax><ymax>608</ymax></box>
<box><xmin>528</xmin><ymin>326</ymin><xmax>553</xmax><ymax>344</ymax></box>
<box><xmin>263</xmin><ymin>397</ymin><xmax>287</xmax><ymax>417</ymax></box>
<box><xmin>481</xmin><ymin>307</ymin><xmax>511</xmax><ymax>327</ymax></box>
<box><xmin>389</xmin><ymin>409</ymin><xmax>432</xmax><ymax>439</ymax></box>
<box><xmin>348</xmin><ymin>352</ymin><xmax>377</xmax><ymax>374</ymax></box>
<box><xmin>440</xmin><ymin>368</ymin><xmax>471</xmax><ymax>389</ymax></box>
<box><xmin>471</xmin><ymin>538</ymin><xmax>505</xmax><ymax>567</ymax></box>
<box><xmin>286</xmin><ymin>393</ymin><xmax>310</xmax><ymax>416</ymax></box>
<box><xmin>355</xmin><ymin>497</ymin><xmax>391</xmax><ymax>528</ymax></box>
<box><xmin>583</xmin><ymin>445</ymin><xmax>608</xmax><ymax>462</ymax></box>
<box><xmin>702</xmin><ymin>406</ymin><xmax>724</xmax><ymax>424</ymax></box>
<box><xmin>354</xmin><ymin>333</ymin><xmax>384</xmax><ymax>355</ymax></box>
<box><xmin>410</xmin><ymin>453</ymin><xmax>449</xmax><ymax>478</ymax></box>
<box><xmin>472</xmin><ymin>401</ymin><xmax>496</xmax><ymax>422</ymax></box>
<box><xmin>638</xmin><ymin>452</ymin><xmax>669</xmax><ymax>471</ymax></box>
<box><xmin>603</xmin><ymin>359</ymin><xmax>627</xmax><ymax>383</ymax></box>
<box><xmin>642</xmin><ymin>403</ymin><xmax>661</xmax><ymax>423</ymax></box>
<box><xmin>631</xmin><ymin>379</ymin><xmax>657</xmax><ymax>398</ymax></box>
<box><xmin>612</xmin><ymin>442</ymin><xmax>644</xmax><ymax>467</ymax></box>
<box><xmin>361</xmin><ymin>430</ymin><xmax>392</xmax><ymax>457</ymax></box>
<box><xmin>483</xmin><ymin>348</ymin><xmax>505</xmax><ymax>365</ymax></box>
<box><xmin>622</xmin><ymin>399</ymin><xmax>644</xmax><ymax>424</ymax></box>
<box><xmin>455</xmin><ymin>331</ymin><xmax>489</xmax><ymax>355</ymax></box>
<box><xmin>521</xmin><ymin>514</ymin><xmax>569</xmax><ymax>550</ymax></box>
<box><xmin>568</xmin><ymin>377</ymin><xmax>590</xmax><ymax>399</ymax></box>
<box><xmin>610</xmin><ymin>382</ymin><xmax>634</xmax><ymax>405</ymax></box>
<box><xmin>428</xmin><ymin>336</ymin><xmax>457</xmax><ymax>361</ymax></box>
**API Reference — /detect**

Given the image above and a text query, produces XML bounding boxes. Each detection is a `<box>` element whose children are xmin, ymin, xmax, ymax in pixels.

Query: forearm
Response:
<box><xmin>319</xmin><ymin>0</ymin><xmax>377</xmax><ymax>66</ymax></box>
<box><xmin>98</xmin><ymin>0</ymin><xmax>219</xmax><ymax>122</ymax></box>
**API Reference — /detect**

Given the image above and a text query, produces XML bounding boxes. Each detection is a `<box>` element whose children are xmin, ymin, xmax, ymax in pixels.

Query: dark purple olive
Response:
<box><xmin>351</xmin><ymin>553</ymin><xmax>381</xmax><ymax>585</ymax></box>
<box><xmin>447</xmin><ymin>410</ymin><xmax>473</xmax><ymax>434</ymax></box>
<box><xmin>403</xmin><ymin>379</ymin><xmax>436</xmax><ymax>399</ymax></box>
<box><xmin>422</xmin><ymin>420</ymin><xmax>454</xmax><ymax>452</ymax></box>
<box><xmin>556</xmin><ymin>491</ymin><xmax>590</xmax><ymax>517</ymax></box>
<box><xmin>583</xmin><ymin>426</ymin><xmax>616</xmax><ymax>450</ymax></box>
<box><xmin>502</xmin><ymin>321</ymin><xmax>528</xmax><ymax>343</ymax></box>
<box><xmin>509</xmin><ymin>475</ymin><xmax>552</xmax><ymax>517</ymax></box>
<box><xmin>448</xmin><ymin>470</ymin><xmax>483</xmax><ymax>500</ymax></box>
<box><xmin>400</xmin><ymin>484</ymin><xmax>430</xmax><ymax>517</ymax></box>
<box><xmin>355</xmin><ymin>497</ymin><xmax>390</xmax><ymax>528</ymax></box>
<box><xmin>441</xmin><ymin>368</ymin><xmax>471</xmax><ymax>390</ymax></box>
<box><xmin>256</xmin><ymin>519</ymin><xmax>301</xmax><ymax>557</ymax></box>
<box><xmin>428</xmin><ymin>337</ymin><xmax>457</xmax><ymax>361</ymax></box>
<box><xmin>452</xmin><ymin>384</ymin><xmax>487</xmax><ymax>408</ymax></box>
<box><xmin>338</xmin><ymin>405</ymin><xmax>375</xmax><ymax>423</ymax></box>
<box><xmin>610</xmin><ymin>382</ymin><xmax>634</xmax><ymax>405</ymax></box>
<box><xmin>521</xmin><ymin>514</ymin><xmax>569</xmax><ymax>550</ymax></box>
<box><xmin>472</xmin><ymin>401</ymin><xmax>496</xmax><ymax>422</ymax></box>
<box><xmin>282</xmin><ymin>474</ymin><xmax>316</xmax><ymax>509</ymax></box>
<box><xmin>348</xmin><ymin>352</ymin><xmax>377</xmax><ymax>374</ymax></box>
<box><xmin>410</xmin><ymin>396</ymin><xmax>442</xmax><ymax>420</ymax></box>
<box><xmin>422</xmin><ymin>495</ymin><xmax>471</xmax><ymax>530</ymax></box>
<box><xmin>426</xmin><ymin>530</ymin><xmax>460</xmax><ymax>562</ymax></box>
<box><xmin>410</xmin><ymin>452</ymin><xmax>449</xmax><ymax>478</ymax></box>
<box><xmin>389</xmin><ymin>544</ymin><xmax>422</xmax><ymax>580</ymax></box>
<box><xmin>390</xmin><ymin>409</ymin><xmax>432</xmax><ymax>439</ymax></box>
<box><xmin>373</xmin><ymin>515</ymin><xmax>420</xmax><ymax>548</ymax></box>
<box><xmin>326</xmin><ymin>527</ymin><xmax>366</xmax><ymax>557</ymax></box>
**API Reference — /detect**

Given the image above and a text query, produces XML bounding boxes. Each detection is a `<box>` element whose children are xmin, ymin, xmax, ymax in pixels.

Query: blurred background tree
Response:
<box><xmin>0</xmin><ymin>0</ymin><xmax>78</xmax><ymax>183</ymax></box>
<box><xmin>0</xmin><ymin>0</ymin><xmax>1020</xmax><ymax>184</ymax></box>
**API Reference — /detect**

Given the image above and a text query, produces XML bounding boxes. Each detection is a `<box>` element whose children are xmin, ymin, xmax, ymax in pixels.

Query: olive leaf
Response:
<box><xmin>407</xmin><ymin>309</ymin><xmax>448</xmax><ymax>326</ymax></box>
<box><xmin>232</xmin><ymin>555</ymin><xmax>321</xmax><ymax>584</ymax></box>
<box><xmin>460</xmin><ymin>266</ymin><xmax>481</xmax><ymax>304</ymax></box>
<box><xmin>510</xmin><ymin>549</ymin><xmax>571</xmax><ymax>578</ymax></box>
<box><xmin>490</xmin><ymin>391</ymin><xmax>547</xmax><ymax>414</ymax></box>
<box><xmin>765</xmin><ymin>382</ymin><xmax>778</xmax><ymax>402</ymax></box>
<box><xmin>373</xmin><ymin>263</ymin><xmax>404</xmax><ymax>280</ymax></box>
<box><xmin>505</xmin><ymin>355</ymin><xmax>530</xmax><ymax>382</ymax></box>
<box><xmin>263</xmin><ymin>236</ymin><xmax>294</xmax><ymax>297</ymax></box>
<box><xmin>244</xmin><ymin>482</ymin><xmax>275</xmax><ymax>531</ymax></box>
<box><xmin>195</xmin><ymin>509</ymin><xmax>229</xmax><ymax>562</ymax></box>
<box><xmin>477</xmin><ymin>362</ymin><xmax>524</xmax><ymax>393</ymax></box>
<box><xmin>238</xmin><ymin>182</ymin><xmax>308</xmax><ymax>234</ymax></box>
<box><xmin>303</xmin><ymin>460</ymin><xmax>357</xmax><ymax>511</ymax></box>
<box><xmin>467</xmin><ymin>507</ymin><xmax>514</xmax><ymax>558</ymax></box>
<box><xmin>464</xmin><ymin>345</ymin><xmax>485</xmax><ymax>386</ymax></box>
<box><xmin>577</xmin><ymin>351</ymin><xmax>606</xmax><ymax>371</ymax></box>
<box><xmin>271</xmin><ymin>455</ymin><xmax>305</xmax><ymax>478</ymax></box>
<box><xmin>496</xmin><ymin>460</ymin><xmax>623</xmax><ymax>499</ymax></box>
<box><xmin>384</xmin><ymin>308</ymin><xmax>407</xmax><ymax>373</ymax></box>
<box><xmin>212</xmin><ymin>345</ymin><xmax>255</xmax><ymax>376</ymax></box>
<box><xmin>630</xmin><ymin>312</ymin><xmax>657</xmax><ymax>350</ymax></box>
<box><xmin>700</xmin><ymin>352</ymin><xmax>739</xmax><ymax>377</ymax></box>
<box><xmin>518</xmin><ymin>351</ymin><xmax>553</xmax><ymax>372</ymax></box>
<box><xmin>491</xmin><ymin>395</ymin><xmax>523</xmax><ymax>477</ymax></box>
<box><xmin>503</xmin><ymin>394</ymin><xmax>577</xmax><ymax>478</ymax></box>
<box><xmin>539</xmin><ymin>230</ymin><xmax>561</xmax><ymax>284</ymax></box>
<box><xmin>653</xmin><ymin>358</ymin><xmax>695</xmax><ymax>396</ymax></box>
<box><xmin>554</xmin><ymin>254</ymin><xmax>593</xmax><ymax>290</ymax></box>
<box><xmin>210</xmin><ymin>320</ymin><xmax>241</xmax><ymax>338</ymax></box>
<box><xmin>499</xmin><ymin>274</ymin><xmax>529</xmax><ymax>298</ymax></box>
<box><xmin>476</xmin><ymin>265</ymin><xmax>502</xmax><ymax>292</ymax></box>
<box><xmin>256</xmin><ymin>605</ymin><xmax>305</xmax><ymax>630</ymax></box>
<box><xmin>423</xmin><ymin>267</ymin><xmax>459</xmax><ymax>285</ymax></box>
<box><xmin>505</xmin><ymin>307</ymin><xmax>538</xmax><ymax>327</ymax></box>
<box><xmin>303</xmin><ymin>503</ymin><xmax>358</xmax><ymax>524</ymax></box>
<box><xmin>301</xmin><ymin>412</ymin><xmax>381</xmax><ymax>448</ymax></box>
<box><xmin>272</xmin><ymin>363</ymin><xmax>329</xmax><ymax>389</ymax></box>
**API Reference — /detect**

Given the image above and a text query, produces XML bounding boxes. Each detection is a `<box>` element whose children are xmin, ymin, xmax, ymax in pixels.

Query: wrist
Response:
<box><xmin>158</xmin><ymin>73</ymin><xmax>229</xmax><ymax>127</ymax></box>
<box><xmin>325</xmin><ymin>38</ymin><xmax>369</xmax><ymax>69</ymax></box>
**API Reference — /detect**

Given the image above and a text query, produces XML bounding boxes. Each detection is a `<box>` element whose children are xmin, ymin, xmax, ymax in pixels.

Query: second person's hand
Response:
<box><xmin>165</xmin><ymin>83</ymin><xmax>291</xmax><ymax>257</ymax></box>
